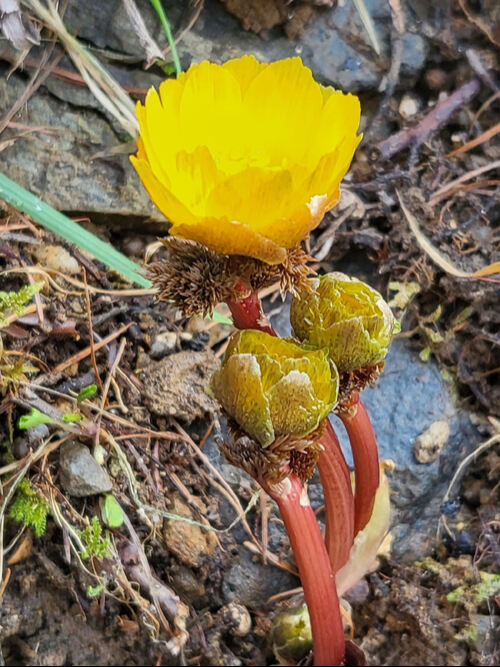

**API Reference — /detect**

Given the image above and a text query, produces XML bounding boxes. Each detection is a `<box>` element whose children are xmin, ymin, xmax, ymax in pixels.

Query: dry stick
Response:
<box><xmin>172</xmin><ymin>421</ymin><xmax>263</xmax><ymax>553</ymax></box>
<box><xmin>448</xmin><ymin>120</ymin><xmax>500</xmax><ymax>157</ymax></box>
<box><xmin>82</xmin><ymin>267</ymin><xmax>104</xmax><ymax>393</ymax></box>
<box><xmin>430</xmin><ymin>160</ymin><xmax>500</xmax><ymax>204</ymax></box>
<box><xmin>375</xmin><ymin>78</ymin><xmax>481</xmax><ymax>160</ymax></box>
<box><xmin>52</xmin><ymin>322</ymin><xmax>133</xmax><ymax>373</ymax></box>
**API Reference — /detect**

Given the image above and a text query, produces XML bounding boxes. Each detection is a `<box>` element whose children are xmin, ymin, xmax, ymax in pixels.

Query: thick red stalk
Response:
<box><xmin>226</xmin><ymin>280</ymin><xmax>276</xmax><ymax>335</ymax></box>
<box><xmin>340</xmin><ymin>396</ymin><xmax>380</xmax><ymax>535</ymax></box>
<box><xmin>226</xmin><ymin>286</ymin><xmax>345</xmax><ymax>664</ymax></box>
<box><xmin>318</xmin><ymin>420</ymin><xmax>355</xmax><ymax>571</ymax></box>
<box><xmin>264</xmin><ymin>475</ymin><xmax>346</xmax><ymax>666</ymax></box>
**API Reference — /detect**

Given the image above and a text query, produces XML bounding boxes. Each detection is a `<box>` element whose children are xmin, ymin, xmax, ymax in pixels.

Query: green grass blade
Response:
<box><xmin>0</xmin><ymin>171</ymin><xmax>151</xmax><ymax>287</ymax></box>
<box><xmin>149</xmin><ymin>0</ymin><xmax>182</xmax><ymax>76</ymax></box>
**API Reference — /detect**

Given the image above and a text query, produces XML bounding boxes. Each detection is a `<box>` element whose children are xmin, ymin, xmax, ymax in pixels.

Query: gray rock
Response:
<box><xmin>222</xmin><ymin>547</ymin><xmax>297</xmax><ymax>608</ymax></box>
<box><xmin>333</xmin><ymin>338</ymin><xmax>478</xmax><ymax>561</ymax></box>
<box><xmin>59</xmin><ymin>441</ymin><xmax>112</xmax><ymax>497</ymax></box>
<box><xmin>150</xmin><ymin>331</ymin><xmax>178</xmax><ymax>359</ymax></box>
<box><xmin>0</xmin><ymin>72</ymin><xmax>163</xmax><ymax>224</ymax></box>
<box><xmin>0</xmin><ymin>1</ymin><xmax>428</xmax><ymax>223</ymax></box>
<box><xmin>60</xmin><ymin>0</ymin><xmax>428</xmax><ymax>94</ymax></box>
<box><xmin>401</xmin><ymin>32</ymin><xmax>428</xmax><ymax>79</ymax></box>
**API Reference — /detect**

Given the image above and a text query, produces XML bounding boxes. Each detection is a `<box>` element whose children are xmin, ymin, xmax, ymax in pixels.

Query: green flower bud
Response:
<box><xmin>209</xmin><ymin>330</ymin><xmax>338</xmax><ymax>447</ymax></box>
<box><xmin>290</xmin><ymin>273</ymin><xmax>399</xmax><ymax>373</ymax></box>
<box><xmin>271</xmin><ymin>602</ymin><xmax>312</xmax><ymax>665</ymax></box>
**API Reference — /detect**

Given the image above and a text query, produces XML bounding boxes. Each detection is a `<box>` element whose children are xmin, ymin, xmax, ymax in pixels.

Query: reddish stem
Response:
<box><xmin>318</xmin><ymin>420</ymin><xmax>355</xmax><ymax>571</ymax></box>
<box><xmin>226</xmin><ymin>286</ymin><xmax>345</xmax><ymax>664</ymax></box>
<box><xmin>226</xmin><ymin>280</ymin><xmax>276</xmax><ymax>335</ymax></box>
<box><xmin>340</xmin><ymin>396</ymin><xmax>380</xmax><ymax>535</ymax></box>
<box><xmin>264</xmin><ymin>474</ymin><xmax>346</xmax><ymax>666</ymax></box>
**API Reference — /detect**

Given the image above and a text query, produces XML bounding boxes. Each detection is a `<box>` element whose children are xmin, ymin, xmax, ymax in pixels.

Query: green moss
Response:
<box><xmin>9</xmin><ymin>479</ymin><xmax>50</xmax><ymax>537</ymax></box>
<box><xmin>79</xmin><ymin>516</ymin><xmax>111</xmax><ymax>560</ymax></box>
<box><xmin>454</xmin><ymin>625</ymin><xmax>478</xmax><ymax>645</ymax></box>
<box><xmin>447</xmin><ymin>572</ymin><xmax>500</xmax><ymax>606</ymax></box>
<box><xmin>0</xmin><ymin>282</ymin><xmax>44</xmax><ymax>327</ymax></box>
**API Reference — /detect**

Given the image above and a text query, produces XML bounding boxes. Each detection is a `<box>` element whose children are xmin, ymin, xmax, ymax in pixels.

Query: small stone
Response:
<box><xmin>140</xmin><ymin>351</ymin><xmax>219</xmax><ymax>422</ymax></box>
<box><xmin>12</xmin><ymin>437</ymin><xmax>29</xmax><ymax>460</ymax></box>
<box><xmin>163</xmin><ymin>497</ymin><xmax>216</xmax><ymax>569</ymax></box>
<box><xmin>220</xmin><ymin>603</ymin><xmax>252</xmax><ymax>637</ymax></box>
<box><xmin>414</xmin><ymin>421</ymin><xmax>450</xmax><ymax>464</ymax></box>
<box><xmin>59</xmin><ymin>442</ymin><xmax>112</xmax><ymax>497</ymax></box>
<box><xmin>222</xmin><ymin>548</ymin><xmax>297</xmax><ymax>608</ymax></box>
<box><xmin>170</xmin><ymin>564</ymin><xmax>206</xmax><ymax>602</ymax></box>
<box><xmin>399</xmin><ymin>94</ymin><xmax>421</xmax><ymax>119</ymax></box>
<box><xmin>150</xmin><ymin>331</ymin><xmax>177</xmax><ymax>360</ymax></box>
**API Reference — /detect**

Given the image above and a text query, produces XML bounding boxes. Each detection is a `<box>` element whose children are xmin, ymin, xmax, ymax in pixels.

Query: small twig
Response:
<box><xmin>375</xmin><ymin>79</ymin><xmax>481</xmax><ymax>159</ymax></box>
<box><xmin>471</xmin><ymin>91</ymin><xmax>500</xmax><ymax>127</ymax></box>
<box><xmin>438</xmin><ymin>432</ymin><xmax>500</xmax><ymax>539</ymax></box>
<box><xmin>2</xmin><ymin>266</ymin><xmax>156</xmax><ymax>297</ymax></box>
<box><xmin>52</xmin><ymin>322</ymin><xmax>133</xmax><ymax>373</ymax></box>
<box><xmin>447</xmin><ymin>121</ymin><xmax>500</xmax><ymax>157</ymax></box>
<box><xmin>93</xmin><ymin>336</ymin><xmax>127</xmax><ymax>450</ymax></box>
<box><xmin>460</xmin><ymin>3</ymin><xmax>500</xmax><ymax>49</ymax></box>
<box><xmin>103</xmin><ymin>430</ymin><xmax>261</xmax><ymax>537</ymax></box>
<box><xmin>397</xmin><ymin>191</ymin><xmax>500</xmax><ymax>280</ymax></box>
<box><xmin>243</xmin><ymin>541</ymin><xmax>298</xmax><ymax>577</ymax></box>
<box><xmin>266</xmin><ymin>586</ymin><xmax>303</xmax><ymax>605</ymax></box>
<box><xmin>82</xmin><ymin>268</ymin><xmax>103</xmax><ymax>393</ymax></box>
<box><xmin>430</xmin><ymin>159</ymin><xmax>500</xmax><ymax>204</ymax></box>
<box><xmin>260</xmin><ymin>492</ymin><xmax>269</xmax><ymax>565</ymax></box>
<box><xmin>0</xmin><ymin>434</ymin><xmax>69</xmax><ymax>585</ymax></box>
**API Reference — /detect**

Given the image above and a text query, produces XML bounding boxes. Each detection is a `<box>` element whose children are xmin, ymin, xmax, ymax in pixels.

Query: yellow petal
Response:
<box><xmin>243</xmin><ymin>58</ymin><xmax>324</xmax><ymax>165</ymax></box>
<box><xmin>170</xmin><ymin>218</ymin><xmax>287</xmax><ymax>264</ymax></box>
<box><xmin>136</xmin><ymin>91</ymin><xmax>173</xmax><ymax>188</ymax></box>
<box><xmin>306</xmin><ymin>91</ymin><xmax>361</xmax><ymax>166</ymax></box>
<box><xmin>205</xmin><ymin>168</ymin><xmax>294</xmax><ymax>229</ymax></box>
<box><xmin>222</xmin><ymin>54</ymin><xmax>267</xmax><ymax>93</ymax></box>
<box><xmin>171</xmin><ymin>147</ymin><xmax>221</xmax><ymax>216</ymax></box>
<box><xmin>130</xmin><ymin>156</ymin><xmax>196</xmax><ymax>224</ymax></box>
<box><xmin>179</xmin><ymin>60</ymin><xmax>243</xmax><ymax>157</ymax></box>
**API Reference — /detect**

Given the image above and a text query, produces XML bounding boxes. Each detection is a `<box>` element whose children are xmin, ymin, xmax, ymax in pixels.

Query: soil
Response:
<box><xmin>0</xmin><ymin>1</ymin><xmax>499</xmax><ymax>665</ymax></box>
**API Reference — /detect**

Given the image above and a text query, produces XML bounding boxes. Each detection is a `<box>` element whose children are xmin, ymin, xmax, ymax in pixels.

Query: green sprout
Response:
<box><xmin>79</xmin><ymin>516</ymin><xmax>111</xmax><ymax>560</ymax></box>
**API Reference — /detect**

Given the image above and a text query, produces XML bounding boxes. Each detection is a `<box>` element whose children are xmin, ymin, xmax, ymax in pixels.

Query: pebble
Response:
<box><xmin>59</xmin><ymin>441</ymin><xmax>112</xmax><ymax>497</ymax></box>
<box><xmin>150</xmin><ymin>331</ymin><xmax>177</xmax><ymax>359</ymax></box>
<box><xmin>399</xmin><ymin>94</ymin><xmax>421</xmax><ymax>119</ymax></box>
<box><xmin>413</xmin><ymin>421</ymin><xmax>451</xmax><ymax>464</ymax></box>
<box><xmin>220</xmin><ymin>603</ymin><xmax>252</xmax><ymax>637</ymax></box>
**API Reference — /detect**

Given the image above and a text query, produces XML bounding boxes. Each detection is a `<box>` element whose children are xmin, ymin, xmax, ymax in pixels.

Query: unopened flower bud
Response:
<box><xmin>290</xmin><ymin>273</ymin><xmax>399</xmax><ymax>373</ymax></box>
<box><xmin>209</xmin><ymin>330</ymin><xmax>338</xmax><ymax>447</ymax></box>
<box><xmin>271</xmin><ymin>602</ymin><xmax>312</xmax><ymax>665</ymax></box>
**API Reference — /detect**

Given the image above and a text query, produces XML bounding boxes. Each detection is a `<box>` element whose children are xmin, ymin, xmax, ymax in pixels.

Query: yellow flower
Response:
<box><xmin>209</xmin><ymin>330</ymin><xmax>338</xmax><ymax>447</ymax></box>
<box><xmin>131</xmin><ymin>56</ymin><xmax>361</xmax><ymax>264</ymax></box>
